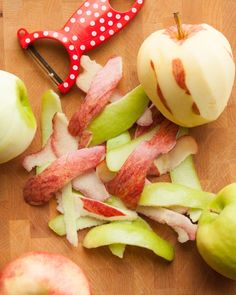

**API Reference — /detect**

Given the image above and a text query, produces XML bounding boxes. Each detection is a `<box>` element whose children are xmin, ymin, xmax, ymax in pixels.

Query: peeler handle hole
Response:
<box><xmin>109</xmin><ymin>0</ymin><xmax>137</xmax><ymax>12</ymax></box>
<box><xmin>18</xmin><ymin>28</ymin><xmax>28</xmax><ymax>38</ymax></box>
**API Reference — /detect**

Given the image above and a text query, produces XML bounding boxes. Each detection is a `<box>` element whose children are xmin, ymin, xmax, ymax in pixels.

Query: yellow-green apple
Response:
<box><xmin>137</xmin><ymin>14</ymin><xmax>235</xmax><ymax>127</ymax></box>
<box><xmin>0</xmin><ymin>71</ymin><xmax>36</xmax><ymax>163</ymax></box>
<box><xmin>197</xmin><ymin>183</ymin><xmax>236</xmax><ymax>280</ymax></box>
<box><xmin>0</xmin><ymin>252</ymin><xmax>91</xmax><ymax>294</ymax></box>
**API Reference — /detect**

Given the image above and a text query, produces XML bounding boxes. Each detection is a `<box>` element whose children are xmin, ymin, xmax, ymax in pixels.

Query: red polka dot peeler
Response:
<box><xmin>17</xmin><ymin>0</ymin><xmax>145</xmax><ymax>94</ymax></box>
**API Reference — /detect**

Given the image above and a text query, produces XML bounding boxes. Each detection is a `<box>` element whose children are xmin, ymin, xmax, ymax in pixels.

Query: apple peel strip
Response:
<box><xmin>57</xmin><ymin>193</ymin><xmax>137</xmax><ymax>222</ymax></box>
<box><xmin>107</xmin><ymin>120</ymin><xmax>179</xmax><ymax>209</ymax></box>
<box><xmin>23</xmin><ymin>146</ymin><xmax>105</xmax><ymax>205</ymax></box>
<box><xmin>68</xmin><ymin>56</ymin><xmax>123</xmax><ymax>139</ymax></box>
<box><xmin>137</xmin><ymin>206</ymin><xmax>197</xmax><ymax>243</ymax></box>
<box><xmin>77</xmin><ymin>55</ymin><xmax>123</xmax><ymax>103</ymax></box>
<box><xmin>72</xmin><ymin>170</ymin><xmax>110</xmax><ymax>202</ymax></box>
<box><xmin>148</xmin><ymin>135</ymin><xmax>198</xmax><ymax>177</ymax></box>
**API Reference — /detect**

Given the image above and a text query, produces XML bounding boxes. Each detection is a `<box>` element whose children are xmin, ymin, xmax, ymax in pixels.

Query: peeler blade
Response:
<box><xmin>27</xmin><ymin>45</ymin><xmax>64</xmax><ymax>87</ymax></box>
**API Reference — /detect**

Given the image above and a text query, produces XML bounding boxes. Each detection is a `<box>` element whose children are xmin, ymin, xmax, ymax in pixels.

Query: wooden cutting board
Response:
<box><xmin>0</xmin><ymin>0</ymin><xmax>236</xmax><ymax>294</ymax></box>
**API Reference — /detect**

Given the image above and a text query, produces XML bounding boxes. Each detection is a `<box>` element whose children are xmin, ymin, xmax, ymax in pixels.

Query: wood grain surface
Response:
<box><xmin>0</xmin><ymin>0</ymin><xmax>236</xmax><ymax>294</ymax></box>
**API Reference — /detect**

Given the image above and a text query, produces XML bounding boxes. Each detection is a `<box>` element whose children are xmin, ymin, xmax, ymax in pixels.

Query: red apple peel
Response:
<box><xmin>107</xmin><ymin>120</ymin><xmax>179</xmax><ymax>209</ymax></box>
<box><xmin>24</xmin><ymin>146</ymin><xmax>105</xmax><ymax>206</ymax></box>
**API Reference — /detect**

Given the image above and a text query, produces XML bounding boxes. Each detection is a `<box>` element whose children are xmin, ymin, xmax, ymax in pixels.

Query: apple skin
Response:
<box><xmin>197</xmin><ymin>183</ymin><xmax>236</xmax><ymax>280</ymax></box>
<box><xmin>137</xmin><ymin>24</ymin><xmax>235</xmax><ymax>127</ymax></box>
<box><xmin>0</xmin><ymin>252</ymin><xmax>91</xmax><ymax>295</ymax></box>
<box><xmin>0</xmin><ymin>71</ymin><xmax>36</xmax><ymax>163</ymax></box>
<box><xmin>88</xmin><ymin>85</ymin><xmax>149</xmax><ymax>145</ymax></box>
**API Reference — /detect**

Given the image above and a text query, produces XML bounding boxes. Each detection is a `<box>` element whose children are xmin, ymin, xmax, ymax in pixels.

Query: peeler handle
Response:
<box><xmin>17</xmin><ymin>0</ymin><xmax>144</xmax><ymax>94</ymax></box>
<box><xmin>60</xmin><ymin>0</ymin><xmax>144</xmax><ymax>52</ymax></box>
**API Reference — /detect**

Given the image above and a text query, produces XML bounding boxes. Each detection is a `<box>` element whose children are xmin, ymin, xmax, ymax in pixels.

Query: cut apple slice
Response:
<box><xmin>149</xmin><ymin>136</ymin><xmax>198</xmax><ymax>176</ymax></box>
<box><xmin>51</xmin><ymin>113</ymin><xmax>78</xmax><ymax>157</ymax></box>
<box><xmin>137</xmin><ymin>206</ymin><xmax>197</xmax><ymax>243</ymax></box>
<box><xmin>41</xmin><ymin>90</ymin><xmax>62</xmax><ymax>146</ymax></box>
<box><xmin>88</xmin><ymin>85</ymin><xmax>149</xmax><ymax>146</ymax></box>
<box><xmin>107</xmin><ymin>121</ymin><xmax>179</xmax><ymax>209</ymax></box>
<box><xmin>22</xmin><ymin>138</ymin><xmax>56</xmax><ymax>172</ymax></box>
<box><xmin>68</xmin><ymin>56</ymin><xmax>123</xmax><ymax>138</ymax></box>
<box><xmin>49</xmin><ymin>215</ymin><xmax>105</xmax><ymax>236</ymax></box>
<box><xmin>106</xmin><ymin>127</ymin><xmax>158</xmax><ymax>172</ymax></box>
<box><xmin>72</xmin><ymin>170</ymin><xmax>110</xmax><ymax>202</ymax></box>
<box><xmin>139</xmin><ymin>182</ymin><xmax>214</xmax><ymax>209</ymax></box>
<box><xmin>83</xmin><ymin>219</ymin><xmax>174</xmax><ymax>261</ymax></box>
<box><xmin>23</xmin><ymin>146</ymin><xmax>105</xmax><ymax>205</ymax></box>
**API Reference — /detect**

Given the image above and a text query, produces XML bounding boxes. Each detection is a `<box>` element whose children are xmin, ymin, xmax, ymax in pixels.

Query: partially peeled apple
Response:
<box><xmin>137</xmin><ymin>13</ymin><xmax>235</xmax><ymax>127</ymax></box>
<box><xmin>0</xmin><ymin>71</ymin><xmax>36</xmax><ymax>163</ymax></box>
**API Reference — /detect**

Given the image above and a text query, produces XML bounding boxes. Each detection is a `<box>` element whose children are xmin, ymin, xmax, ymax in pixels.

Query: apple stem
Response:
<box><xmin>173</xmin><ymin>12</ymin><xmax>185</xmax><ymax>40</ymax></box>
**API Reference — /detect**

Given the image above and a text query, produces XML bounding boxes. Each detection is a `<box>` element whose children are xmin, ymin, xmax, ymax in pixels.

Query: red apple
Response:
<box><xmin>0</xmin><ymin>252</ymin><xmax>91</xmax><ymax>295</ymax></box>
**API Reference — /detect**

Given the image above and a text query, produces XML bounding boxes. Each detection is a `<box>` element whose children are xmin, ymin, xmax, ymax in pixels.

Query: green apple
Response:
<box><xmin>0</xmin><ymin>71</ymin><xmax>36</xmax><ymax>163</ymax></box>
<box><xmin>48</xmin><ymin>215</ymin><xmax>105</xmax><ymax>236</ymax></box>
<box><xmin>106</xmin><ymin>127</ymin><xmax>158</xmax><ymax>172</ymax></box>
<box><xmin>83</xmin><ymin>219</ymin><xmax>174</xmax><ymax>261</ymax></box>
<box><xmin>197</xmin><ymin>183</ymin><xmax>236</xmax><ymax>280</ymax></box>
<box><xmin>88</xmin><ymin>85</ymin><xmax>149</xmax><ymax>146</ymax></box>
<box><xmin>139</xmin><ymin>182</ymin><xmax>214</xmax><ymax>209</ymax></box>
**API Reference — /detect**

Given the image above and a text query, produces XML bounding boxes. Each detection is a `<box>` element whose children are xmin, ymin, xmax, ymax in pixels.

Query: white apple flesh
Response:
<box><xmin>0</xmin><ymin>71</ymin><xmax>36</xmax><ymax>163</ymax></box>
<box><xmin>137</xmin><ymin>22</ymin><xmax>235</xmax><ymax>127</ymax></box>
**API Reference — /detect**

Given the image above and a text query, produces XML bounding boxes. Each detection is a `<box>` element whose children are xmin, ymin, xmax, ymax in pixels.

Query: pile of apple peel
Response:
<box><xmin>22</xmin><ymin>56</ymin><xmax>215</xmax><ymax>261</ymax></box>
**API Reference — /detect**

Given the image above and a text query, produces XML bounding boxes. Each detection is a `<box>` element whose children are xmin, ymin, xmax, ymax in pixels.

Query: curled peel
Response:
<box><xmin>96</xmin><ymin>160</ymin><xmax>116</xmax><ymax>183</ymax></box>
<box><xmin>83</xmin><ymin>220</ymin><xmax>174</xmax><ymax>261</ymax></box>
<box><xmin>136</xmin><ymin>107</ymin><xmax>153</xmax><ymax>126</ymax></box>
<box><xmin>22</xmin><ymin>138</ymin><xmax>56</xmax><ymax>172</ymax></box>
<box><xmin>148</xmin><ymin>135</ymin><xmax>198</xmax><ymax>176</ymax></box>
<box><xmin>51</xmin><ymin>113</ymin><xmax>78</xmax><ymax>157</ymax></box>
<box><xmin>23</xmin><ymin>146</ymin><xmax>105</xmax><ymax>206</ymax></box>
<box><xmin>68</xmin><ymin>56</ymin><xmax>123</xmax><ymax>138</ymax></box>
<box><xmin>49</xmin><ymin>215</ymin><xmax>105</xmax><ymax>236</ymax></box>
<box><xmin>135</xmin><ymin>109</ymin><xmax>165</xmax><ymax>138</ymax></box>
<box><xmin>77</xmin><ymin>55</ymin><xmax>103</xmax><ymax>93</ymax></box>
<box><xmin>107</xmin><ymin>120</ymin><xmax>179</xmax><ymax>209</ymax></box>
<box><xmin>137</xmin><ymin>206</ymin><xmax>197</xmax><ymax>243</ymax></box>
<box><xmin>139</xmin><ymin>182</ymin><xmax>214</xmax><ymax>209</ymax></box>
<box><xmin>22</xmin><ymin>112</ymin><xmax>78</xmax><ymax>172</ymax></box>
<box><xmin>77</xmin><ymin>55</ymin><xmax>122</xmax><ymax>103</ymax></box>
<box><xmin>57</xmin><ymin>193</ymin><xmax>137</xmax><ymax>221</ymax></box>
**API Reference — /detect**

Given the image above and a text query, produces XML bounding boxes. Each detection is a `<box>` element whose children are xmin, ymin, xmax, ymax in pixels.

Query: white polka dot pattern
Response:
<box><xmin>18</xmin><ymin>0</ymin><xmax>144</xmax><ymax>94</ymax></box>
